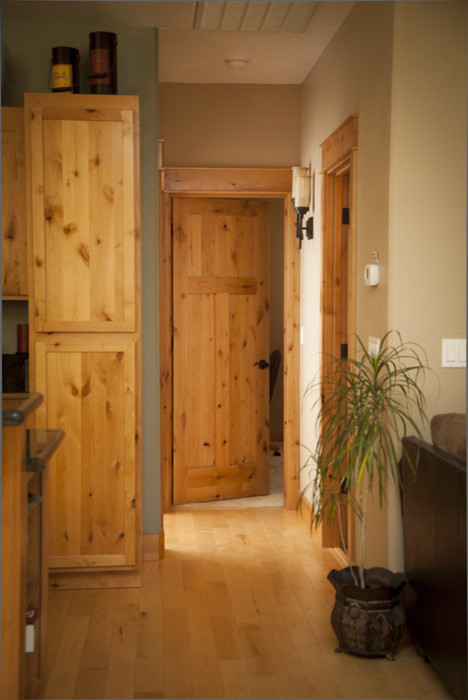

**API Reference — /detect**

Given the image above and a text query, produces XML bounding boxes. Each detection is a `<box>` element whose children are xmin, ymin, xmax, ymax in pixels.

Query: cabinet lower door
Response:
<box><xmin>34</xmin><ymin>339</ymin><xmax>138</xmax><ymax>570</ymax></box>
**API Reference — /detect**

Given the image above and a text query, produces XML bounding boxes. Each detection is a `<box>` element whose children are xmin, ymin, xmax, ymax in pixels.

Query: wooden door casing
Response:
<box><xmin>24</xmin><ymin>93</ymin><xmax>138</xmax><ymax>333</ymax></box>
<box><xmin>34</xmin><ymin>338</ymin><xmax>137</xmax><ymax>569</ymax></box>
<box><xmin>160</xmin><ymin>169</ymin><xmax>299</xmax><ymax>515</ymax></box>
<box><xmin>2</xmin><ymin>107</ymin><xmax>28</xmax><ymax>298</ymax></box>
<box><xmin>172</xmin><ymin>197</ymin><xmax>270</xmax><ymax>504</ymax></box>
<box><xmin>320</xmin><ymin>115</ymin><xmax>358</xmax><ymax>550</ymax></box>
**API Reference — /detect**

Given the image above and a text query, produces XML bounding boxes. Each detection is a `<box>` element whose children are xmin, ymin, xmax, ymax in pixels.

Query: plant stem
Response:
<box><xmin>359</xmin><ymin>485</ymin><xmax>370</xmax><ymax>588</ymax></box>
<box><xmin>337</xmin><ymin>501</ymin><xmax>359</xmax><ymax>586</ymax></box>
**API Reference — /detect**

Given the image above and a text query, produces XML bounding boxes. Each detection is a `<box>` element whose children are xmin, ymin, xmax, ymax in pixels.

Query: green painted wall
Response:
<box><xmin>2</xmin><ymin>20</ymin><xmax>161</xmax><ymax>533</ymax></box>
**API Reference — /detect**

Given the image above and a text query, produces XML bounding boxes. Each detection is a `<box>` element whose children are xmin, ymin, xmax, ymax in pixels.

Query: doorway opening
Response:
<box><xmin>159</xmin><ymin>168</ymin><xmax>300</xmax><ymax>527</ymax></box>
<box><xmin>320</xmin><ymin>115</ymin><xmax>359</xmax><ymax>553</ymax></box>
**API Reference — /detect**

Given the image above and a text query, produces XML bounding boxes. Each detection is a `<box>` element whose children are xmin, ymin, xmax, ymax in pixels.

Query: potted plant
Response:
<box><xmin>299</xmin><ymin>331</ymin><xmax>429</xmax><ymax>660</ymax></box>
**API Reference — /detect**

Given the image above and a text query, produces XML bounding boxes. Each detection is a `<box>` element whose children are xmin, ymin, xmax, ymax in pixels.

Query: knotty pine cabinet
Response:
<box><xmin>2</xmin><ymin>393</ymin><xmax>64</xmax><ymax>700</ymax></box>
<box><xmin>2</xmin><ymin>107</ymin><xmax>28</xmax><ymax>298</ymax></box>
<box><xmin>24</xmin><ymin>93</ymin><xmax>141</xmax><ymax>589</ymax></box>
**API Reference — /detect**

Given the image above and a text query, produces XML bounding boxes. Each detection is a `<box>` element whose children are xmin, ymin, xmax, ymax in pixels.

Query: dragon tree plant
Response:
<box><xmin>299</xmin><ymin>331</ymin><xmax>429</xmax><ymax>588</ymax></box>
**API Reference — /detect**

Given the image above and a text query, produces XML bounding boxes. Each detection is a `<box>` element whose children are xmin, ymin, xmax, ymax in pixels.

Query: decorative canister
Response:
<box><xmin>88</xmin><ymin>32</ymin><xmax>117</xmax><ymax>94</ymax></box>
<box><xmin>50</xmin><ymin>46</ymin><xmax>80</xmax><ymax>92</ymax></box>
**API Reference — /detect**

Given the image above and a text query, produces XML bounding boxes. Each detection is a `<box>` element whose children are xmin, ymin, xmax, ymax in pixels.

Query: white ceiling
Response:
<box><xmin>3</xmin><ymin>1</ymin><xmax>355</xmax><ymax>84</ymax></box>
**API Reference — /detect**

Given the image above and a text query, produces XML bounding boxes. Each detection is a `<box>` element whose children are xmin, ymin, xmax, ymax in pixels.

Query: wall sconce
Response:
<box><xmin>292</xmin><ymin>166</ymin><xmax>314</xmax><ymax>249</ymax></box>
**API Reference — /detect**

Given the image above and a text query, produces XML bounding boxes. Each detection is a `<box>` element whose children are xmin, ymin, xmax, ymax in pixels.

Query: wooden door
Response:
<box><xmin>24</xmin><ymin>93</ymin><xmax>139</xmax><ymax>332</ymax></box>
<box><xmin>34</xmin><ymin>338</ymin><xmax>137</xmax><ymax>569</ymax></box>
<box><xmin>2</xmin><ymin>107</ymin><xmax>28</xmax><ymax>297</ymax></box>
<box><xmin>172</xmin><ymin>197</ymin><xmax>270</xmax><ymax>504</ymax></box>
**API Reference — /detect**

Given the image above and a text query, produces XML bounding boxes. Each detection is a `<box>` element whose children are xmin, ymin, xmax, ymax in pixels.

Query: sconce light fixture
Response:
<box><xmin>292</xmin><ymin>166</ymin><xmax>314</xmax><ymax>249</ymax></box>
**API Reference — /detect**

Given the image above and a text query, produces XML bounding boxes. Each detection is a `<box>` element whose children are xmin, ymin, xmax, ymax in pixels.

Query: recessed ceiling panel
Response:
<box><xmin>195</xmin><ymin>2</ymin><xmax>318</xmax><ymax>33</ymax></box>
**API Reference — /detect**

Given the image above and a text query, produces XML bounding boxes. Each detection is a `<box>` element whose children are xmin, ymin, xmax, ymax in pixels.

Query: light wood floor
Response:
<box><xmin>44</xmin><ymin>507</ymin><xmax>453</xmax><ymax>699</ymax></box>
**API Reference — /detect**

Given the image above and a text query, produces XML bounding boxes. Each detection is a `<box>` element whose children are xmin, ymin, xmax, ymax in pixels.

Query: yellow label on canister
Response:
<box><xmin>53</xmin><ymin>64</ymin><xmax>72</xmax><ymax>89</ymax></box>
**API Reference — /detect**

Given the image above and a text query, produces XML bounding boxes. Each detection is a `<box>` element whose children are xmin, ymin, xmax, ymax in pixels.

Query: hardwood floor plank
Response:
<box><xmin>103</xmin><ymin>590</ymin><xmax>140</xmax><ymax>699</ymax></box>
<box><xmin>133</xmin><ymin>656</ymin><xmax>164</xmax><ymax>696</ymax></box>
<box><xmin>162</xmin><ymin>608</ymin><xmax>190</xmax><ymax>657</ymax></box>
<box><xmin>74</xmin><ymin>669</ymin><xmax>107</xmax><ymax>700</ymax></box>
<box><xmin>186</xmin><ymin>612</ymin><xmax>224</xmax><ymax>698</ymax></box>
<box><xmin>44</xmin><ymin>666</ymin><xmax>80</xmax><ymax>700</ymax></box>
<box><xmin>52</xmin><ymin>616</ymin><xmax>90</xmax><ymax>668</ymax></box>
<box><xmin>237</xmin><ymin>623</ymin><xmax>277</xmax><ymax>676</ymax></box>
<box><xmin>43</xmin><ymin>507</ymin><xmax>454</xmax><ymax>700</ymax></box>
<box><xmin>80</xmin><ymin>590</ymin><xmax>118</xmax><ymax>669</ymax></box>
<box><xmin>218</xmin><ymin>659</ymin><xmax>252</xmax><ymax>699</ymax></box>
<box><xmin>162</xmin><ymin>654</ymin><xmax>193</xmax><ymax>699</ymax></box>
<box><xmin>211</xmin><ymin>614</ymin><xmax>241</xmax><ymax>661</ymax></box>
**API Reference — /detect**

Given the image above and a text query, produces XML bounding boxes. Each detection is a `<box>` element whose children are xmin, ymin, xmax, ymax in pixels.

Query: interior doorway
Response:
<box><xmin>159</xmin><ymin>168</ymin><xmax>299</xmax><ymax>523</ymax></box>
<box><xmin>320</xmin><ymin>115</ymin><xmax>359</xmax><ymax>551</ymax></box>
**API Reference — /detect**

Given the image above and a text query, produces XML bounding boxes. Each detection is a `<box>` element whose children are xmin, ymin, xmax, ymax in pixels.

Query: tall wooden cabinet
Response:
<box><xmin>2</xmin><ymin>107</ymin><xmax>28</xmax><ymax>299</ymax></box>
<box><xmin>24</xmin><ymin>93</ymin><xmax>141</xmax><ymax>588</ymax></box>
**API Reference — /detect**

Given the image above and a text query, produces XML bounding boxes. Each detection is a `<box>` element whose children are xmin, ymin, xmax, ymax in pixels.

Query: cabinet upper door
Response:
<box><xmin>2</xmin><ymin>107</ymin><xmax>28</xmax><ymax>297</ymax></box>
<box><xmin>24</xmin><ymin>94</ymin><xmax>140</xmax><ymax>332</ymax></box>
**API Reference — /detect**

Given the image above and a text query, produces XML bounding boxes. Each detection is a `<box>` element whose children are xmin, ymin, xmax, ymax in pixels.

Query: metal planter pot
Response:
<box><xmin>328</xmin><ymin>566</ymin><xmax>407</xmax><ymax>660</ymax></box>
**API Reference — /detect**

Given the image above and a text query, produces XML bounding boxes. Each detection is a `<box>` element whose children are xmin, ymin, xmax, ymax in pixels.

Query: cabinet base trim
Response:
<box><xmin>49</xmin><ymin>569</ymin><xmax>141</xmax><ymax>590</ymax></box>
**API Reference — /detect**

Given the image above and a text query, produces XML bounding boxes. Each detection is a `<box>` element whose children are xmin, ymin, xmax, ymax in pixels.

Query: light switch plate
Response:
<box><xmin>368</xmin><ymin>337</ymin><xmax>381</xmax><ymax>356</ymax></box>
<box><xmin>442</xmin><ymin>339</ymin><xmax>466</xmax><ymax>368</ymax></box>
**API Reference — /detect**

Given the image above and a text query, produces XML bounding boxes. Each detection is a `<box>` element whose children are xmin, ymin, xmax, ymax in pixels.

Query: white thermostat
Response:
<box><xmin>364</xmin><ymin>264</ymin><xmax>379</xmax><ymax>286</ymax></box>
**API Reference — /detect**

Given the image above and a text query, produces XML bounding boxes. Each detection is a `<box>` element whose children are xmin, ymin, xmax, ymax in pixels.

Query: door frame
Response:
<box><xmin>159</xmin><ymin>167</ymin><xmax>300</xmax><ymax>515</ymax></box>
<box><xmin>320</xmin><ymin>115</ymin><xmax>359</xmax><ymax>551</ymax></box>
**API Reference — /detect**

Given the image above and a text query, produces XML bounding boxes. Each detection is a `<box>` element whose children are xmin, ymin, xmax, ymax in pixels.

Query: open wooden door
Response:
<box><xmin>172</xmin><ymin>197</ymin><xmax>270</xmax><ymax>504</ymax></box>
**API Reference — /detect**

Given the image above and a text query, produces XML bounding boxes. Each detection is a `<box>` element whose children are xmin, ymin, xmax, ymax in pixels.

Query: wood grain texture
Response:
<box><xmin>159</xmin><ymin>168</ymin><xmax>298</xmax><ymax>518</ymax></box>
<box><xmin>2</xmin><ymin>106</ymin><xmax>28</xmax><ymax>297</ymax></box>
<box><xmin>34</xmin><ymin>339</ymin><xmax>138</xmax><ymax>570</ymax></box>
<box><xmin>320</xmin><ymin>114</ymin><xmax>358</xmax><ymax>173</ymax></box>
<box><xmin>25</xmin><ymin>93</ymin><xmax>142</xmax><ymax>588</ymax></box>
<box><xmin>283</xmin><ymin>197</ymin><xmax>300</xmax><ymax>509</ymax></box>
<box><xmin>44</xmin><ymin>507</ymin><xmax>453</xmax><ymax>700</ymax></box>
<box><xmin>164</xmin><ymin>167</ymin><xmax>292</xmax><ymax>194</ymax></box>
<box><xmin>1</xmin><ymin>423</ymin><xmax>27</xmax><ymax>700</ymax></box>
<box><xmin>320</xmin><ymin>115</ymin><xmax>359</xmax><ymax>550</ymax></box>
<box><xmin>24</xmin><ymin>94</ymin><xmax>139</xmax><ymax>333</ymax></box>
<box><xmin>159</xmin><ymin>189</ymin><xmax>173</xmax><ymax>514</ymax></box>
<box><xmin>172</xmin><ymin>197</ymin><xmax>269</xmax><ymax>504</ymax></box>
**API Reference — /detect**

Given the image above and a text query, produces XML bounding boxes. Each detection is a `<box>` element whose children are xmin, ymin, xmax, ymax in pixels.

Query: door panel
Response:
<box><xmin>35</xmin><ymin>339</ymin><xmax>137</xmax><ymax>568</ymax></box>
<box><xmin>25</xmin><ymin>95</ymin><xmax>138</xmax><ymax>332</ymax></box>
<box><xmin>2</xmin><ymin>107</ymin><xmax>28</xmax><ymax>297</ymax></box>
<box><xmin>173</xmin><ymin>197</ymin><xmax>269</xmax><ymax>504</ymax></box>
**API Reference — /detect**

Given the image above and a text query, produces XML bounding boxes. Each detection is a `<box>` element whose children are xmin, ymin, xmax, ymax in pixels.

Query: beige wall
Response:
<box><xmin>299</xmin><ymin>0</ymin><xmax>467</xmax><ymax>570</ymax></box>
<box><xmin>159</xmin><ymin>83</ymin><xmax>301</xmax><ymax>167</ymax></box>
<box><xmin>299</xmin><ymin>1</ymin><xmax>395</xmax><ymax>567</ymax></box>
<box><xmin>386</xmin><ymin>0</ymin><xmax>467</xmax><ymax>570</ymax></box>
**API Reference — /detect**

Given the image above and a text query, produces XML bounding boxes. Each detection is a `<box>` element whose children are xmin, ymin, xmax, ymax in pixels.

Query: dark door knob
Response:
<box><xmin>254</xmin><ymin>359</ymin><xmax>269</xmax><ymax>370</ymax></box>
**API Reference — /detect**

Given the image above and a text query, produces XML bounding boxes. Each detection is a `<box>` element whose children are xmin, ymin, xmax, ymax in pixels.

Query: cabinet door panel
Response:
<box><xmin>35</xmin><ymin>339</ymin><xmax>137</xmax><ymax>569</ymax></box>
<box><xmin>25</xmin><ymin>94</ymin><xmax>139</xmax><ymax>331</ymax></box>
<box><xmin>2</xmin><ymin>107</ymin><xmax>28</xmax><ymax>297</ymax></box>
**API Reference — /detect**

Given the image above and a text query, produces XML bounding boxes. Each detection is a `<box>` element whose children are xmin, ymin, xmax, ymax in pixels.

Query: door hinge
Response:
<box><xmin>342</xmin><ymin>208</ymin><xmax>350</xmax><ymax>226</ymax></box>
<box><xmin>170</xmin><ymin>220</ymin><xmax>174</xmax><ymax>238</ymax></box>
<box><xmin>340</xmin><ymin>343</ymin><xmax>348</xmax><ymax>359</ymax></box>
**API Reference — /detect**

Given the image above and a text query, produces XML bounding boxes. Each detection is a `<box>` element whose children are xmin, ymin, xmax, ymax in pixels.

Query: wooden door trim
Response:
<box><xmin>320</xmin><ymin>116</ymin><xmax>358</xmax><ymax>551</ymax></box>
<box><xmin>159</xmin><ymin>167</ymin><xmax>300</xmax><ymax>517</ymax></box>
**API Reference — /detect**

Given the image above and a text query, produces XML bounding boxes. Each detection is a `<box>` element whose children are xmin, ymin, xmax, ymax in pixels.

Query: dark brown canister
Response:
<box><xmin>89</xmin><ymin>32</ymin><xmax>117</xmax><ymax>94</ymax></box>
<box><xmin>51</xmin><ymin>46</ymin><xmax>80</xmax><ymax>93</ymax></box>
